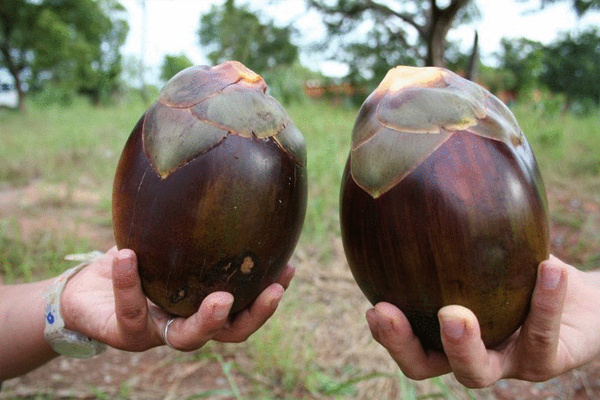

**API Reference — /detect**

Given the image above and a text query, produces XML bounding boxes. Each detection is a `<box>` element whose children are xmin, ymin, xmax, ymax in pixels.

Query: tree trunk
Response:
<box><xmin>426</xmin><ymin>0</ymin><xmax>471</xmax><ymax>67</ymax></box>
<box><xmin>426</xmin><ymin>29</ymin><xmax>446</xmax><ymax>67</ymax></box>
<box><xmin>0</xmin><ymin>46</ymin><xmax>25</xmax><ymax>111</ymax></box>
<box><xmin>15</xmin><ymin>82</ymin><xmax>25</xmax><ymax>112</ymax></box>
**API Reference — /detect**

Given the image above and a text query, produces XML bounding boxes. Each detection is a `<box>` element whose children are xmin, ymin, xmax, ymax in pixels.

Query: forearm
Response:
<box><xmin>0</xmin><ymin>280</ymin><xmax>58</xmax><ymax>380</ymax></box>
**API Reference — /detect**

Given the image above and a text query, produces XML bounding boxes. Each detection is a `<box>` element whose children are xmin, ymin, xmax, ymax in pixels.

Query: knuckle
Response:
<box><xmin>389</xmin><ymin>354</ymin><xmax>436</xmax><ymax>381</ymax></box>
<box><xmin>401</xmin><ymin>367</ymin><xmax>433</xmax><ymax>381</ymax></box>
<box><xmin>118</xmin><ymin>305</ymin><xmax>146</xmax><ymax>329</ymax></box>
<box><xmin>516</xmin><ymin>358</ymin><xmax>559</xmax><ymax>382</ymax></box>
<box><xmin>226</xmin><ymin>334</ymin><xmax>250</xmax><ymax>344</ymax></box>
<box><xmin>519</xmin><ymin>366</ymin><xmax>555</xmax><ymax>382</ymax></box>
<box><xmin>456</xmin><ymin>374</ymin><xmax>494</xmax><ymax>389</ymax></box>
<box><xmin>527</xmin><ymin>326</ymin><xmax>555</xmax><ymax>349</ymax></box>
<box><xmin>215</xmin><ymin>327</ymin><xmax>252</xmax><ymax>344</ymax></box>
<box><xmin>531</xmin><ymin>295</ymin><xmax>562</xmax><ymax>316</ymax></box>
<box><xmin>444</xmin><ymin>347</ymin><xmax>472</xmax><ymax>365</ymax></box>
<box><xmin>122</xmin><ymin>340</ymin><xmax>150</xmax><ymax>352</ymax></box>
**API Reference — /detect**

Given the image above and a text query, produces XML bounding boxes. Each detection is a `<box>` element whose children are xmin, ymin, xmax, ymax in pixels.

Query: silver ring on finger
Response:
<box><xmin>163</xmin><ymin>317</ymin><xmax>177</xmax><ymax>350</ymax></box>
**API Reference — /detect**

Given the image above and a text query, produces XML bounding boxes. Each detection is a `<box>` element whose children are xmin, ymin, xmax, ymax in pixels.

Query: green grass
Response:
<box><xmin>0</xmin><ymin>95</ymin><xmax>146</xmax><ymax>281</ymax></box>
<box><xmin>514</xmin><ymin>101</ymin><xmax>600</xmax><ymax>183</ymax></box>
<box><xmin>0</xmin><ymin>95</ymin><xmax>147</xmax><ymax>188</ymax></box>
<box><xmin>286</xmin><ymin>101</ymin><xmax>356</xmax><ymax>258</ymax></box>
<box><xmin>513</xmin><ymin>100</ymin><xmax>600</xmax><ymax>269</ymax></box>
<box><xmin>0</xmin><ymin>218</ymin><xmax>90</xmax><ymax>282</ymax></box>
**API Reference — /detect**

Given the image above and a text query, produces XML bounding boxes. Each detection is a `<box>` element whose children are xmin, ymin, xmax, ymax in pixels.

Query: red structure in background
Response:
<box><xmin>303</xmin><ymin>80</ymin><xmax>366</xmax><ymax>100</ymax></box>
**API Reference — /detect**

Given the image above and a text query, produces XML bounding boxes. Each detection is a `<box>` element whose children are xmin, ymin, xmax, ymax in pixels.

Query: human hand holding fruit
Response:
<box><xmin>366</xmin><ymin>256</ymin><xmax>600</xmax><ymax>388</ymax></box>
<box><xmin>61</xmin><ymin>246</ymin><xmax>295</xmax><ymax>352</ymax></box>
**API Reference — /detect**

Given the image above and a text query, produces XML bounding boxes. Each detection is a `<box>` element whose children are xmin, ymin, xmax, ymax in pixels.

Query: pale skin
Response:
<box><xmin>0</xmin><ymin>247</ymin><xmax>294</xmax><ymax>381</ymax></box>
<box><xmin>366</xmin><ymin>255</ymin><xmax>600</xmax><ymax>388</ymax></box>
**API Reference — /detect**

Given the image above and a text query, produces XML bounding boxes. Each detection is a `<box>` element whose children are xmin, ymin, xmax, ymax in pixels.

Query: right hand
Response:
<box><xmin>366</xmin><ymin>255</ymin><xmax>600</xmax><ymax>388</ymax></box>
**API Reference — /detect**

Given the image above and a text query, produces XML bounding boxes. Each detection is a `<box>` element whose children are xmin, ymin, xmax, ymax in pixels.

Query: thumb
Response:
<box><xmin>112</xmin><ymin>249</ymin><xmax>152</xmax><ymax>344</ymax></box>
<box><xmin>510</xmin><ymin>259</ymin><xmax>568</xmax><ymax>376</ymax></box>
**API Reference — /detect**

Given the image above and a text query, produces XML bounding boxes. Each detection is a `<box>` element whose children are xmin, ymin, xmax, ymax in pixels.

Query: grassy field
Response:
<box><xmin>1</xmin><ymin>92</ymin><xmax>599</xmax><ymax>399</ymax></box>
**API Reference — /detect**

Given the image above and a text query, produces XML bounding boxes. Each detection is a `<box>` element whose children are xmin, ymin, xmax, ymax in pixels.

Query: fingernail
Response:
<box><xmin>116</xmin><ymin>250</ymin><xmax>134</xmax><ymax>269</ymax></box>
<box><xmin>541</xmin><ymin>264</ymin><xmax>562</xmax><ymax>290</ymax></box>
<box><xmin>116</xmin><ymin>254</ymin><xmax>129</xmax><ymax>269</ymax></box>
<box><xmin>269</xmin><ymin>285</ymin><xmax>284</xmax><ymax>308</ymax></box>
<box><xmin>214</xmin><ymin>299</ymin><xmax>233</xmax><ymax>320</ymax></box>
<box><xmin>374</xmin><ymin>309</ymin><xmax>394</xmax><ymax>332</ymax></box>
<box><xmin>365</xmin><ymin>308</ymin><xmax>377</xmax><ymax>329</ymax></box>
<box><xmin>440</xmin><ymin>316</ymin><xmax>465</xmax><ymax>339</ymax></box>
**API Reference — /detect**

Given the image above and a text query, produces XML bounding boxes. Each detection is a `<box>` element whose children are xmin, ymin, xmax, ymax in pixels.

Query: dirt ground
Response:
<box><xmin>1</xmin><ymin>180</ymin><xmax>600</xmax><ymax>399</ymax></box>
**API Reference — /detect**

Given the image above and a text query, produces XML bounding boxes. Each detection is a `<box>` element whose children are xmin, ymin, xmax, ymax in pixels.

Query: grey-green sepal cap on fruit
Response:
<box><xmin>350</xmin><ymin>66</ymin><xmax>526</xmax><ymax>198</ymax></box>
<box><xmin>142</xmin><ymin>61</ymin><xmax>306</xmax><ymax>178</ymax></box>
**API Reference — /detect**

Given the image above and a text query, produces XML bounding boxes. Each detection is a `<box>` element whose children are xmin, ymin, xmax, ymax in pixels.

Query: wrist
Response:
<box><xmin>44</xmin><ymin>252</ymin><xmax>107</xmax><ymax>358</ymax></box>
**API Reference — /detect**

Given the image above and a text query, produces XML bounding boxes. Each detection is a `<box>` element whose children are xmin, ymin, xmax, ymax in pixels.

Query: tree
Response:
<box><xmin>160</xmin><ymin>54</ymin><xmax>194</xmax><ymax>82</ymax></box>
<box><xmin>496</xmin><ymin>38</ymin><xmax>544</xmax><ymax>95</ymax></box>
<box><xmin>198</xmin><ymin>0</ymin><xmax>298</xmax><ymax>73</ymax></box>
<box><xmin>308</xmin><ymin>0</ymin><xmax>477</xmax><ymax>81</ymax></box>
<box><xmin>0</xmin><ymin>0</ymin><xmax>128</xmax><ymax>110</ymax></box>
<box><xmin>537</xmin><ymin>0</ymin><xmax>600</xmax><ymax>15</ymax></box>
<box><xmin>540</xmin><ymin>28</ymin><xmax>600</xmax><ymax>107</ymax></box>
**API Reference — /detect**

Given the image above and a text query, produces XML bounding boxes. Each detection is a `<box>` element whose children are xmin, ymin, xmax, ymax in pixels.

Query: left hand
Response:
<box><xmin>60</xmin><ymin>246</ymin><xmax>294</xmax><ymax>352</ymax></box>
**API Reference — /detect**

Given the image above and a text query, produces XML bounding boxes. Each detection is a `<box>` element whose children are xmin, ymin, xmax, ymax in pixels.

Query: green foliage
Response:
<box><xmin>0</xmin><ymin>0</ymin><xmax>128</xmax><ymax>108</ymax></box>
<box><xmin>492</xmin><ymin>28</ymin><xmax>600</xmax><ymax>107</ymax></box>
<box><xmin>160</xmin><ymin>53</ymin><xmax>194</xmax><ymax>82</ymax></box>
<box><xmin>198</xmin><ymin>0</ymin><xmax>298</xmax><ymax>74</ymax></box>
<box><xmin>476</xmin><ymin>64</ymin><xmax>517</xmax><ymax>95</ymax></box>
<box><xmin>263</xmin><ymin>61</ymin><xmax>321</xmax><ymax>105</ymax></box>
<box><xmin>540</xmin><ymin>28</ymin><xmax>600</xmax><ymax>107</ymax></box>
<box><xmin>307</xmin><ymin>0</ymin><xmax>478</xmax><ymax>84</ymax></box>
<box><xmin>540</xmin><ymin>0</ymin><xmax>600</xmax><ymax>15</ymax></box>
<box><xmin>496</xmin><ymin>38</ymin><xmax>545</xmax><ymax>94</ymax></box>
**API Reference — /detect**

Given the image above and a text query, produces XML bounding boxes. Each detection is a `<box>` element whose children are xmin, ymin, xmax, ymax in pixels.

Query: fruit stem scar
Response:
<box><xmin>241</xmin><ymin>256</ymin><xmax>254</xmax><ymax>274</ymax></box>
<box><xmin>170</xmin><ymin>286</ymin><xmax>188</xmax><ymax>303</ymax></box>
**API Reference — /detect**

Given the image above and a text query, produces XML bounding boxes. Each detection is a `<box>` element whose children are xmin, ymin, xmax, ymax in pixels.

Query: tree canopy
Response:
<box><xmin>198</xmin><ymin>0</ymin><xmax>298</xmax><ymax>73</ymax></box>
<box><xmin>160</xmin><ymin>54</ymin><xmax>194</xmax><ymax>82</ymax></box>
<box><xmin>493</xmin><ymin>28</ymin><xmax>600</xmax><ymax>108</ymax></box>
<box><xmin>496</xmin><ymin>38</ymin><xmax>544</xmax><ymax>94</ymax></box>
<box><xmin>538</xmin><ymin>0</ymin><xmax>600</xmax><ymax>15</ymax></box>
<box><xmin>308</xmin><ymin>0</ymin><xmax>478</xmax><ymax>85</ymax></box>
<box><xmin>0</xmin><ymin>0</ymin><xmax>128</xmax><ymax>109</ymax></box>
<box><xmin>540</xmin><ymin>28</ymin><xmax>600</xmax><ymax>107</ymax></box>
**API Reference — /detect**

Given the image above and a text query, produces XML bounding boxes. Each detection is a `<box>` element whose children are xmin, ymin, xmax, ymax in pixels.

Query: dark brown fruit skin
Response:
<box><xmin>113</xmin><ymin>115</ymin><xmax>307</xmax><ymax>317</ymax></box>
<box><xmin>340</xmin><ymin>131</ymin><xmax>549</xmax><ymax>350</ymax></box>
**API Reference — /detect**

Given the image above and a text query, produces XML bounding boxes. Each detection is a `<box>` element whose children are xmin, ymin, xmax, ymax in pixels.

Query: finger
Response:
<box><xmin>213</xmin><ymin>283</ymin><xmax>285</xmax><ymax>343</ymax></box>
<box><xmin>275</xmin><ymin>264</ymin><xmax>295</xmax><ymax>290</ymax></box>
<box><xmin>509</xmin><ymin>260</ymin><xmax>568</xmax><ymax>380</ymax></box>
<box><xmin>112</xmin><ymin>250</ymin><xmax>152</xmax><ymax>345</ymax></box>
<box><xmin>167</xmin><ymin>292</ymin><xmax>233</xmax><ymax>351</ymax></box>
<box><xmin>105</xmin><ymin>245</ymin><xmax>118</xmax><ymax>255</ymax></box>
<box><xmin>438</xmin><ymin>306</ymin><xmax>504</xmax><ymax>388</ymax></box>
<box><xmin>366</xmin><ymin>302</ymin><xmax>450</xmax><ymax>380</ymax></box>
